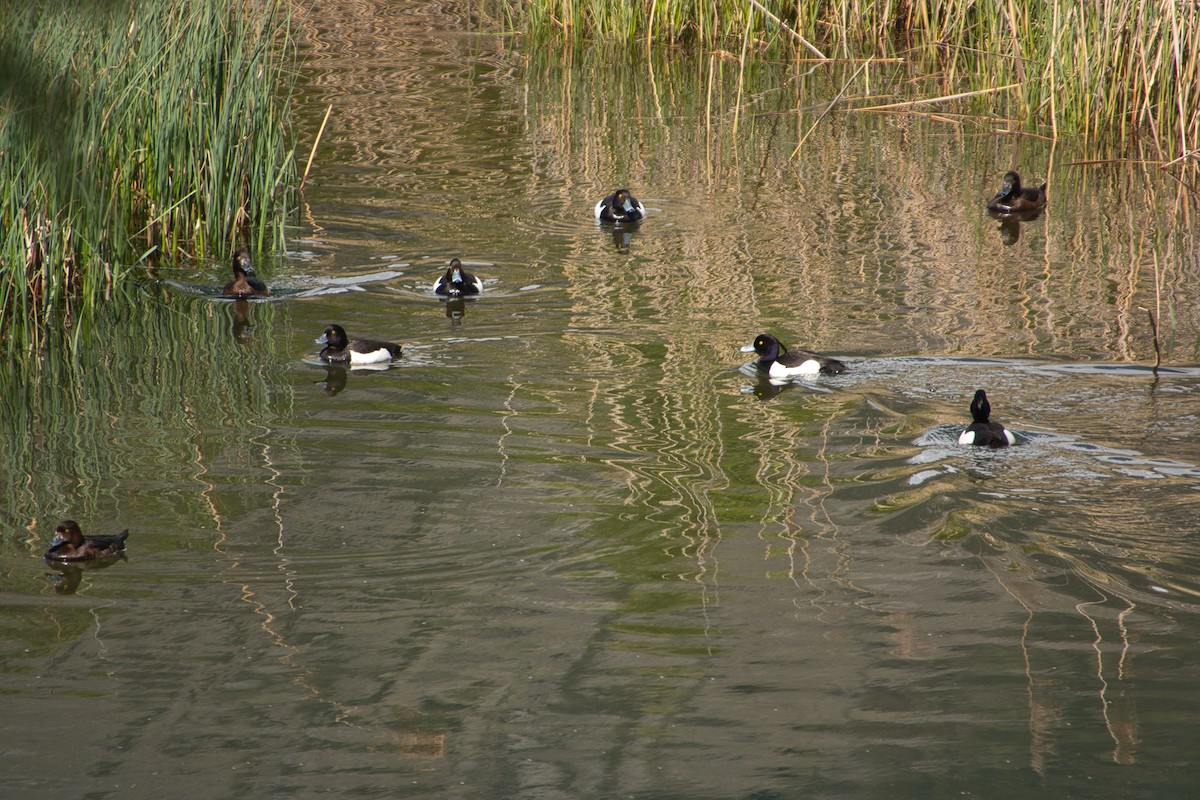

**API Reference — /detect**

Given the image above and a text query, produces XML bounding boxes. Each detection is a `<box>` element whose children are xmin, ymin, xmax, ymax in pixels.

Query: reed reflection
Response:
<box><xmin>520</xmin><ymin>44</ymin><xmax>1200</xmax><ymax>365</ymax></box>
<box><xmin>0</xmin><ymin>293</ymin><xmax>294</xmax><ymax>536</ymax></box>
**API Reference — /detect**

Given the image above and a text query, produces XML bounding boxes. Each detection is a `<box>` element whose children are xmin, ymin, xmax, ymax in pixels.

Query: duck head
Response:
<box><xmin>438</xmin><ymin>258</ymin><xmax>472</xmax><ymax>296</ymax></box>
<box><xmin>315</xmin><ymin>324</ymin><xmax>349</xmax><ymax>349</ymax></box>
<box><xmin>969</xmin><ymin>389</ymin><xmax>992</xmax><ymax>423</ymax></box>
<box><xmin>51</xmin><ymin>520</ymin><xmax>84</xmax><ymax>548</ymax></box>
<box><xmin>741</xmin><ymin>333</ymin><xmax>785</xmax><ymax>360</ymax></box>
<box><xmin>999</xmin><ymin>171</ymin><xmax>1021</xmax><ymax>196</ymax></box>
<box><xmin>231</xmin><ymin>249</ymin><xmax>255</xmax><ymax>279</ymax></box>
<box><xmin>613</xmin><ymin>189</ymin><xmax>639</xmax><ymax>215</ymax></box>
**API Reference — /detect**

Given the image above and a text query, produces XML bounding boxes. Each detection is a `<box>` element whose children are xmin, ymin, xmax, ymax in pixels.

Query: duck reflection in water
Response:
<box><xmin>319</xmin><ymin>364</ymin><xmax>349</xmax><ymax>396</ymax></box>
<box><xmin>315</xmin><ymin>357</ymin><xmax>394</xmax><ymax>395</ymax></box>
<box><xmin>316</xmin><ymin>360</ymin><xmax>392</xmax><ymax>396</ymax></box>
<box><xmin>607</xmin><ymin>224</ymin><xmax>639</xmax><ymax>252</ymax></box>
<box><xmin>745</xmin><ymin>375</ymin><xmax>795</xmax><ymax>401</ymax></box>
<box><xmin>444</xmin><ymin>294</ymin><xmax>466</xmax><ymax>326</ymax></box>
<box><xmin>230</xmin><ymin>298</ymin><xmax>253</xmax><ymax>342</ymax></box>
<box><xmin>990</xmin><ymin>207</ymin><xmax>1044</xmax><ymax>245</ymax></box>
<box><xmin>44</xmin><ymin>557</ymin><xmax>125</xmax><ymax>595</ymax></box>
<box><xmin>996</xmin><ymin>216</ymin><xmax>1022</xmax><ymax>245</ymax></box>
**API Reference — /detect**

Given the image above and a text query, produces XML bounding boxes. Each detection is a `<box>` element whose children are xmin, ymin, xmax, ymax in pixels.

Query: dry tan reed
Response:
<box><xmin>503</xmin><ymin>0</ymin><xmax>1200</xmax><ymax>166</ymax></box>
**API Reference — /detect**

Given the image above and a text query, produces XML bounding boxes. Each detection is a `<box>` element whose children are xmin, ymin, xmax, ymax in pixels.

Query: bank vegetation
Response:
<box><xmin>0</xmin><ymin>0</ymin><xmax>296</xmax><ymax>350</ymax></box>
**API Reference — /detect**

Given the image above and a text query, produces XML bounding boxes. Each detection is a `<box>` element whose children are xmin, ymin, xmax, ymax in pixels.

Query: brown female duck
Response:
<box><xmin>987</xmin><ymin>171</ymin><xmax>1047</xmax><ymax>215</ymax></box>
<box><xmin>221</xmin><ymin>250</ymin><xmax>269</xmax><ymax>298</ymax></box>
<box><xmin>44</xmin><ymin>520</ymin><xmax>129</xmax><ymax>562</ymax></box>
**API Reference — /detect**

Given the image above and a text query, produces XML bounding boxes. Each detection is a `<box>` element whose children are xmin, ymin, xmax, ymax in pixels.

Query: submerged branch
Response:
<box><xmin>1144</xmin><ymin>308</ymin><xmax>1162</xmax><ymax>373</ymax></box>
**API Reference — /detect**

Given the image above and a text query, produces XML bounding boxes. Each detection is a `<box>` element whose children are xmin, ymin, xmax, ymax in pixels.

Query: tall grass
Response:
<box><xmin>499</xmin><ymin>0</ymin><xmax>1200</xmax><ymax>165</ymax></box>
<box><xmin>0</xmin><ymin>0</ymin><xmax>296</xmax><ymax>352</ymax></box>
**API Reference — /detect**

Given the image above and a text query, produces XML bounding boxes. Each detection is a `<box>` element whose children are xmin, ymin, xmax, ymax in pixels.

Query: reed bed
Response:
<box><xmin>0</xmin><ymin>0</ymin><xmax>296</xmax><ymax>351</ymax></box>
<box><xmin>500</xmin><ymin>0</ymin><xmax>1200</xmax><ymax>166</ymax></box>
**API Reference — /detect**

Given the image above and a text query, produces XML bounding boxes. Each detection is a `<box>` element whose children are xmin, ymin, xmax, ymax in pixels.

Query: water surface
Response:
<box><xmin>3</xmin><ymin>3</ymin><xmax>1200</xmax><ymax>799</ymax></box>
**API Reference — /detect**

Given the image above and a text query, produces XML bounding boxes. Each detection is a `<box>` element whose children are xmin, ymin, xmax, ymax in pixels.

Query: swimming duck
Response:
<box><xmin>433</xmin><ymin>258</ymin><xmax>483</xmax><ymax>296</ymax></box>
<box><xmin>958</xmin><ymin>389</ymin><xmax>1016</xmax><ymax>448</ymax></box>
<box><xmin>594</xmin><ymin>188</ymin><xmax>646</xmax><ymax>223</ymax></box>
<box><xmin>987</xmin><ymin>171</ymin><xmax>1047</xmax><ymax>214</ymax></box>
<box><xmin>44</xmin><ymin>520</ymin><xmax>129</xmax><ymax>562</ymax></box>
<box><xmin>315</xmin><ymin>324</ymin><xmax>402</xmax><ymax>365</ymax></box>
<box><xmin>741</xmin><ymin>333</ymin><xmax>848</xmax><ymax>378</ymax></box>
<box><xmin>221</xmin><ymin>250</ymin><xmax>269</xmax><ymax>298</ymax></box>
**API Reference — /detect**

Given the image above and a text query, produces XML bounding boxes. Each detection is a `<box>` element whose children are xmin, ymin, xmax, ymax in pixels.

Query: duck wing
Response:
<box><xmin>778</xmin><ymin>348</ymin><xmax>847</xmax><ymax>375</ymax></box>
<box><xmin>961</xmin><ymin>423</ymin><xmax>1012</xmax><ymax>448</ymax></box>
<box><xmin>349</xmin><ymin>339</ymin><xmax>403</xmax><ymax>359</ymax></box>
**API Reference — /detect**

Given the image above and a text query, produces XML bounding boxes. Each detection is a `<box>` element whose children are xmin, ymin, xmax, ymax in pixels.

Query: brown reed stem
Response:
<box><xmin>851</xmin><ymin>83</ymin><xmax>1021</xmax><ymax>112</ymax></box>
<box><xmin>1150</xmin><ymin>252</ymin><xmax>1163</xmax><ymax>372</ymax></box>
<box><xmin>746</xmin><ymin>0</ymin><xmax>826</xmax><ymax>60</ymax></box>
<box><xmin>1146</xmin><ymin>308</ymin><xmax>1162</xmax><ymax>373</ymax></box>
<box><xmin>302</xmin><ymin>104</ymin><xmax>333</xmax><ymax>191</ymax></box>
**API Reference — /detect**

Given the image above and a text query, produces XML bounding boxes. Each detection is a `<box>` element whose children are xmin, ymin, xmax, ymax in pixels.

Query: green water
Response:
<box><xmin>3</xmin><ymin>3</ymin><xmax>1200</xmax><ymax>798</ymax></box>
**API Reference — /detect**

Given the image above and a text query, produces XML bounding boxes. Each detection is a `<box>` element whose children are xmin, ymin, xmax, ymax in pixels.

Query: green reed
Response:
<box><xmin>500</xmin><ymin>0</ymin><xmax>1200</xmax><ymax>165</ymax></box>
<box><xmin>0</xmin><ymin>0</ymin><xmax>296</xmax><ymax>352</ymax></box>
